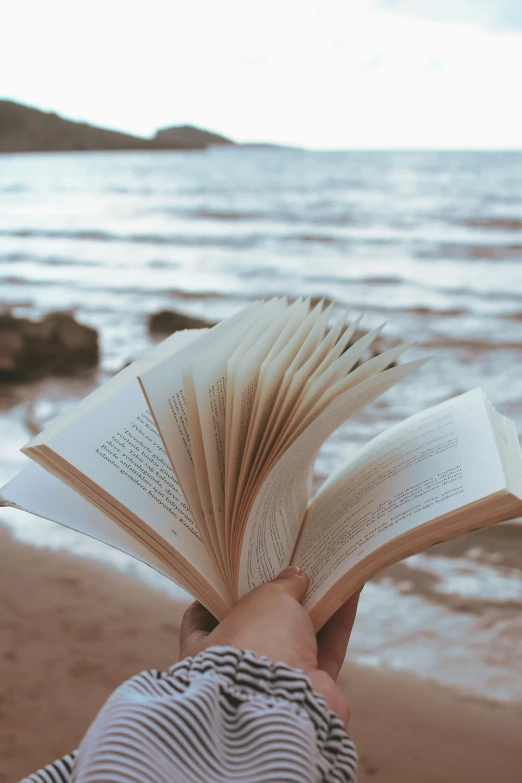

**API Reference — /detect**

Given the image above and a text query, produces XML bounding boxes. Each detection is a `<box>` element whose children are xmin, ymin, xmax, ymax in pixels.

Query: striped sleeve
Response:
<box><xmin>21</xmin><ymin>646</ymin><xmax>357</xmax><ymax>783</ymax></box>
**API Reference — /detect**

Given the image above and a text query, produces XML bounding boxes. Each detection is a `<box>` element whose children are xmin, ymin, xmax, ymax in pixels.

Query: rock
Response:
<box><xmin>0</xmin><ymin>311</ymin><xmax>99</xmax><ymax>381</ymax></box>
<box><xmin>148</xmin><ymin>309</ymin><xmax>216</xmax><ymax>335</ymax></box>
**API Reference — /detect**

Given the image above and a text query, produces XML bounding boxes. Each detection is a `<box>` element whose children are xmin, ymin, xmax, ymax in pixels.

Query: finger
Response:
<box><xmin>317</xmin><ymin>589</ymin><xmax>362</xmax><ymax>680</ymax></box>
<box><xmin>271</xmin><ymin>566</ymin><xmax>308</xmax><ymax>603</ymax></box>
<box><xmin>179</xmin><ymin>601</ymin><xmax>219</xmax><ymax>657</ymax></box>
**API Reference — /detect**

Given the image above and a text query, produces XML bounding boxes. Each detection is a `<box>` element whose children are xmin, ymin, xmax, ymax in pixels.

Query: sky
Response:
<box><xmin>2</xmin><ymin>0</ymin><xmax>522</xmax><ymax>149</ymax></box>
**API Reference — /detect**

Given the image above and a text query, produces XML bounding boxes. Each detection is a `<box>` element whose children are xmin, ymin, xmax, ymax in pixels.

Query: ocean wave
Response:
<box><xmin>297</xmin><ymin>234</ymin><xmax>336</xmax><ymax>243</ymax></box>
<box><xmin>422</xmin><ymin>335</ymin><xmax>522</xmax><ymax>352</ymax></box>
<box><xmin>1</xmin><ymin>229</ymin><xmax>115</xmax><ymax>242</ymax></box>
<box><xmin>166</xmin><ymin>288</ymin><xmax>229</xmax><ymax>301</ymax></box>
<box><xmin>146</xmin><ymin>259</ymin><xmax>180</xmax><ymax>269</ymax></box>
<box><xmin>0</xmin><ymin>227</ymin><xmax>263</xmax><ymax>249</ymax></box>
<box><xmin>500</xmin><ymin>311</ymin><xmax>522</xmax><ymax>322</ymax></box>
<box><xmin>131</xmin><ymin>232</ymin><xmax>261</xmax><ymax>249</ymax></box>
<box><xmin>1</xmin><ymin>276</ymin><xmax>30</xmax><ymax>285</ymax></box>
<box><xmin>13</xmin><ymin>227</ymin><xmax>521</xmax><ymax>261</ymax></box>
<box><xmin>196</xmin><ymin>210</ymin><xmax>261</xmax><ymax>221</ymax></box>
<box><xmin>462</xmin><ymin>218</ymin><xmax>522</xmax><ymax>232</ymax></box>
<box><xmin>1</xmin><ymin>252</ymin><xmax>33</xmax><ymax>262</ymax></box>
<box><xmin>311</xmin><ymin>300</ymin><xmax>470</xmax><ymax>319</ymax></box>
<box><xmin>193</xmin><ymin>209</ymin><xmax>357</xmax><ymax>227</ymax></box>
<box><xmin>363</xmin><ymin>276</ymin><xmax>402</xmax><ymax>285</ymax></box>
<box><xmin>305</xmin><ymin>274</ymin><xmax>402</xmax><ymax>286</ymax></box>
<box><xmin>0</xmin><ymin>275</ymin><xmax>49</xmax><ymax>287</ymax></box>
<box><xmin>395</xmin><ymin>305</ymin><xmax>468</xmax><ymax>318</ymax></box>
<box><xmin>0</xmin><ymin>252</ymin><xmax>100</xmax><ymax>268</ymax></box>
<box><xmin>0</xmin><ymin>226</ymin><xmax>352</xmax><ymax>250</ymax></box>
<box><xmin>445</xmin><ymin>286</ymin><xmax>522</xmax><ymax>302</ymax></box>
<box><xmin>416</xmin><ymin>242</ymin><xmax>522</xmax><ymax>261</ymax></box>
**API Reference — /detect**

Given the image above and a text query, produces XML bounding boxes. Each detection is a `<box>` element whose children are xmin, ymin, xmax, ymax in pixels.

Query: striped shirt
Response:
<box><xmin>22</xmin><ymin>646</ymin><xmax>357</xmax><ymax>783</ymax></box>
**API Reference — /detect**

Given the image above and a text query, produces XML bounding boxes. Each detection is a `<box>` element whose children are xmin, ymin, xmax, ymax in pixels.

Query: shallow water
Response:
<box><xmin>1</xmin><ymin>148</ymin><xmax>522</xmax><ymax>701</ymax></box>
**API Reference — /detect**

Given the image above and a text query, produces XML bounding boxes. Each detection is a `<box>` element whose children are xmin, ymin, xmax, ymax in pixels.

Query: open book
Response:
<box><xmin>2</xmin><ymin>298</ymin><xmax>522</xmax><ymax>630</ymax></box>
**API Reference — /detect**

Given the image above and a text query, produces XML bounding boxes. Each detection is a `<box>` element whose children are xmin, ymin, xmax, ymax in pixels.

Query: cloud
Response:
<box><xmin>377</xmin><ymin>0</ymin><xmax>522</xmax><ymax>31</ymax></box>
<box><xmin>356</xmin><ymin>54</ymin><xmax>386</xmax><ymax>71</ymax></box>
<box><xmin>236</xmin><ymin>55</ymin><xmax>272</xmax><ymax>68</ymax></box>
<box><xmin>423</xmin><ymin>58</ymin><xmax>445</xmax><ymax>72</ymax></box>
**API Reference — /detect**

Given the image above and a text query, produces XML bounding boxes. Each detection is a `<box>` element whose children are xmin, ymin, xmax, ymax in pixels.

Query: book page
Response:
<box><xmin>250</xmin><ymin>302</ymin><xmax>325</xmax><ymax>477</ymax></box>
<box><xmin>234</xmin><ymin>299</ymin><xmax>310</xmax><ymax>498</ymax></box>
<box><xmin>236</xmin><ymin>358</ymin><xmax>426</xmax><ymax>597</ymax></box>
<box><xmin>37</xmin><ymin>375</ymin><xmax>225</xmax><ymax>591</ymax></box>
<box><xmin>293</xmin><ymin>388</ymin><xmax>507</xmax><ymax>611</ymax></box>
<box><xmin>289</xmin><ymin>336</ymin><xmax>411</xmax><ymax>448</ymax></box>
<box><xmin>295</xmin><ymin>323</ymin><xmax>385</xmax><ymax>422</ymax></box>
<box><xmin>182</xmin><ymin>366</ymin><xmax>224</xmax><ymax>570</ymax></box>
<box><xmin>276</xmin><ymin>308</ymin><xmax>348</xmax><ymax>433</ymax></box>
<box><xmin>488</xmin><ymin>403</ymin><xmax>522</xmax><ymax>498</ymax></box>
<box><xmin>27</xmin><ymin>329</ymin><xmax>203</xmax><ymax>448</ymax></box>
<box><xmin>224</xmin><ymin>304</ymin><xmax>294</xmax><ymax>544</ymax></box>
<box><xmin>185</xmin><ymin>304</ymin><xmax>273</xmax><ymax>559</ymax></box>
<box><xmin>225</xmin><ymin>299</ymin><xmax>288</xmax><ymax>478</ymax></box>
<box><xmin>253</xmin><ymin>304</ymin><xmax>333</xmax><ymax>466</ymax></box>
<box><xmin>0</xmin><ymin>461</ymin><xmax>181</xmax><ymax>582</ymax></box>
<box><xmin>304</xmin><ymin>312</ymin><xmax>357</xmax><ymax>382</ymax></box>
<box><xmin>1</xmin><ymin>461</ymin><xmax>230</xmax><ymax>616</ymax></box>
<box><xmin>276</xmin><ymin>315</ymin><xmax>363</xmax><ymax>443</ymax></box>
<box><xmin>268</xmin><ymin>343</ymin><xmax>415</xmax><ymax>477</ymax></box>
<box><xmin>138</xmin><ymin>302</ymin><xmax>262</xmax><ymax>534</ymax></box>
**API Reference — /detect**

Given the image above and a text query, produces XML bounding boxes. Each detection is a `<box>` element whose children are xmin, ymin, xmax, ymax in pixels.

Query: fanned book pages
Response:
<box><xmin>2</xmin><ymin>298</ymin><xmax>522</xmax><ymax>630</ymax></box>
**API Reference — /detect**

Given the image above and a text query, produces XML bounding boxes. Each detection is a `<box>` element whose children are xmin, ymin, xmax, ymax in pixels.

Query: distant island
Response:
<box><xmin>0</xmin><ymin>100</ymin><xmax>235</xmax><ymax>153</ymax></box>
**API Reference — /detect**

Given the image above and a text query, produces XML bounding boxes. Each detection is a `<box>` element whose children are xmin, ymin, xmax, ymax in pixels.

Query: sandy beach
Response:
<box><xmin>1</xmin><ymin>146</ymin><xmax>522</xmax><ymax>781</ymax></box>
<box><xmin>1</xmin><ymin>525</ymin><xmax>520</xmax><ymax>783</ymax></box>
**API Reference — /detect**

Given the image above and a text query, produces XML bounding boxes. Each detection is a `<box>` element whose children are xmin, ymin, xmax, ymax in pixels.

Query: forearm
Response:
<box><xmin>22</xmin><ymin>646</ymin><xmax>357</xmax><ymax>783</ymax></box>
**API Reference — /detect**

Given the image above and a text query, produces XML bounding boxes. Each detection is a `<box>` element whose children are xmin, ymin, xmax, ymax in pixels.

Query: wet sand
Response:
<box><xmin>1</xmin><ymin>526</ymin><xmax>521</xmax><ymax>783</ymax></box>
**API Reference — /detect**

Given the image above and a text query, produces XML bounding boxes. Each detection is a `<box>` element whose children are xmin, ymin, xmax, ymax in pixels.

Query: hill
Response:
<box><xmin>154</xmin><ymin>125</ymin><xmax>233</xmax><ymax>147</ymax></box>
<box><xmin>0</xmin><ymin>100</ymin><xmax>235</xmax><ymax>153</ymax></box>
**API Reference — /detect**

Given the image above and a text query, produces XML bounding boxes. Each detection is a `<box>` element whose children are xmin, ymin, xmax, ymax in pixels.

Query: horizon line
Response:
<box><xmin>2</xmin><ymin>97</ymin><xmax>522</xmax><ymax>154</ymax></box>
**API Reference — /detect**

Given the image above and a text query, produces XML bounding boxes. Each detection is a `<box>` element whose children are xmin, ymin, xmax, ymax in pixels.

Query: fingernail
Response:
<box><xmin>280</xmin><ymin>566</ymin><xmax>304</xmax><ymax>577</ymax></box>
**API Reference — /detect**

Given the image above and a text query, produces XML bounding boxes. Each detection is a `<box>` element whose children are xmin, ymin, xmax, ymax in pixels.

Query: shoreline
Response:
<box><xmin>1</xmin><ymin>524</ymin><xmax>521</xmax><ymax>783</ymax></box>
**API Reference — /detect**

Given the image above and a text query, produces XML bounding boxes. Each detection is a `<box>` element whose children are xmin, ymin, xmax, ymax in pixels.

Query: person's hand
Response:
<box><xmin>179</xmin><ymin>567</ymin><xmax>361</xmax><ymax>728</ymax></box>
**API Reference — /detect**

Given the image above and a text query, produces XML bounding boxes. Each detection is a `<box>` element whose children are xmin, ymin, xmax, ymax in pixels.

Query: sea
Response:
<box><xmin>1</xmin><ymin>147</ymin><xmax>522</xmax><ymax>701</ymax></box>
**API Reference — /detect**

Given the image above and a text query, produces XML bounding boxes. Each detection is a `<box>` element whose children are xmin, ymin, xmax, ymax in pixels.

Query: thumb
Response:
<box><xmin>271</xmin><ymin>566</ymin><xmax>308</xmax><ymax>603</ymax></box>
<box><xmin>179</xmin><ymin>601</ymin><xmax>219</xmax><ymax>658</ymax></box>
